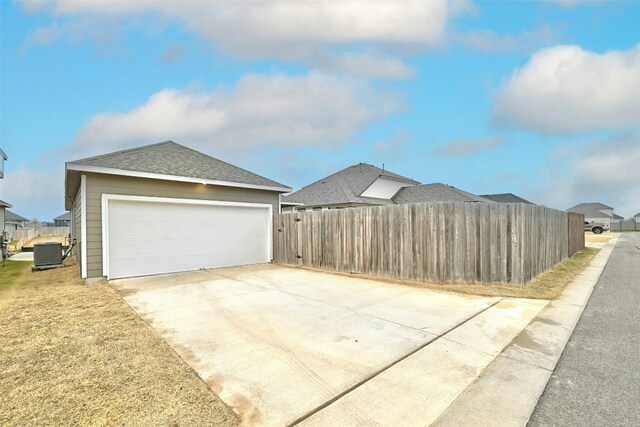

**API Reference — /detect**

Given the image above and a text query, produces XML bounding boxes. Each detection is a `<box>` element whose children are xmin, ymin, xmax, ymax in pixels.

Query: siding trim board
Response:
<box><xmin>67</xmin><ymin>163</ymin><xmax>291</xmax><ymax>193</ymax></box>
<box><xmin>80</xmin><ymin>174</ymin><xmax>87</xmax><ymax>279</ymax></box>
<box><xmin>101</xmin><ymin>194</ymin><xmax>273</xmax><ymax>279</ymax></box>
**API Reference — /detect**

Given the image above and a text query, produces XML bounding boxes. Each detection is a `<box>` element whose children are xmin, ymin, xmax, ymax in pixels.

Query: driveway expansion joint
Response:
<box><xmin>287</xmin><ymin>298</ymin><xmax>505</xmax><ymax>426</ymax></box>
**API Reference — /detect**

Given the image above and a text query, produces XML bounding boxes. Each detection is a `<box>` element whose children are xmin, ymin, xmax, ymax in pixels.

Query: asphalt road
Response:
<box><xmin>529</xmin><ymin>233</ymin><xmax>640</xmax><ymax>426</ymax></box>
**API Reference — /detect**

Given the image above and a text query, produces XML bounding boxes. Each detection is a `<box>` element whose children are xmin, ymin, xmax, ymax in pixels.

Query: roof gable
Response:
<box><xmin>479</xmin><ymin>193</ymin><xmax>535</xmax><ymax>205</ymax></box>
<box><xmin>0</xmin><ymin>199</ymin><xmax>12</xmax><ymax>208</ymax></box>
<box><xmin>393</xmin><ymin>183</ymin><xmax>491</xmax><ymax>204</ymax></box>
<box><xmin>53</xmin><ymin>212</ymin><xmax>71</xmax><ymax>221</ymax></box>
<box><xmin>580</xmin><ymin>208</ymin><xmax>613</xmax><ymax>219</ymax></box>
<box><xmin>282</xmin><ymin>163</ymin><xmax>418</xmax><ymax>206</ymax></box>
<box><xmin>568</xmin><ymin>202</ymin><xmax>614</xmax><ymax>212</ymax></box>
<box><xmin>5</xmin><ymin>210</ymin><xmax>28</xmax><ymax>222</ymax></box>
<box><xmin>67</xmin><ymin>141</ymin><xmax>290</xmax><ymax>191</ymax></box>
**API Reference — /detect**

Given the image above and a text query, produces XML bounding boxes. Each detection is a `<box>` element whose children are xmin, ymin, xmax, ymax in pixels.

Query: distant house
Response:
<box><xmin>53</xmin><ymin>212</ymin><xmax>71</xmax><ymax>227</ymax></box>
<box><xmin>393</xmin><ymin>183</ymin><xmax>491</xmax><ymax>204</ymax></box>
<box><xmin>0</xmin><ymin>148</ymin><xmax>6</xmax><ymax>179</ymax></box>
<box><xmin>281</xmin><ymin>163</ymin><xmax>490</xmax><ymax>212</ymax></box>
<box><xmin>568</xmin><ymin>202</ymin><xmax>615</xmax><ymax>227</ymax></box>
<box><xmin>612</xmin><ymin>212</ymin><xmax>624</xmax><ymax>224</ymax></box>
<box><xmin>479</xmin><ymin>193</ymin><xmax>536</xmax><ymax>205</ymax></box>
<box><xmin>1</xmin><ymin>200</ymin><xmax>12</xmax><ymax>240</ymax></box>
<box><xmin>5</xmin><ymin>210</ymin><xmax>28</xmax><ymax>231</ymax></box>
<box><xmin>281</xmin><ymin>163</ymin><xmax>419</xmax><ymax>212</ymax></box>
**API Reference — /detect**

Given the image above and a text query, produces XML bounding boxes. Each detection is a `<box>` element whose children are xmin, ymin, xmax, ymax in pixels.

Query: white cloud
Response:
<box><xmin>547</xmin><ymin>0</ymin><xmax>597</xmax><ymax>7</ymax></box>
<box><xmin>433</xmin><ymin>136</ymin><xmax>508</xmax><ymax>157</ymax></box>
<box><xmin>70</xmin><ymin>72</ymin><xmax>403</xmax><ymax>157</ymax></box>
<box><xmin>531</xmin><ymin>132</ymin><xmax>640</xmax><ymax>217</ymax></box>
<box><xmin>492</xmin><ymin>44</ymin><xmax>640</xmax><ymax>134</ymax></box>
<box><xmin>454</xmin><ymin>25</ymin><xmax>558</xmax><ymax>53</ymax></box>
<box><xmin>21</xmin><ymin>0</ymin><xmax>463</xmax><ymax>79</ymax></box>
<box><xmin>0</xmin><ymin>165</ymin><xmax>65</xmax><ymax>221</ymax></box>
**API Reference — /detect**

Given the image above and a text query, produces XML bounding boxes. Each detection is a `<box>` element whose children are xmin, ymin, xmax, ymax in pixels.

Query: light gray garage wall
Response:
<box><xmin>84</xmin><ymin>172</ymin><xmax>280</xmax><ymax>278</ymax></box>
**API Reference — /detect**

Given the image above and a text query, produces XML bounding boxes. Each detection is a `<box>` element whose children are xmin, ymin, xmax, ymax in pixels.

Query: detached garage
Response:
<box><xmin>64</xmin><ymin>141</ymin><xmax>291</xmax><ymax>280</ymax></box>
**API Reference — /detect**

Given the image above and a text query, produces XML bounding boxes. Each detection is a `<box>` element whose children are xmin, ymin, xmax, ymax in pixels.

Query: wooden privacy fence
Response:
<box><xmin>11</xmin><ymin>227</ymin><xmax>71</xmax><ymax>246</ymax></box>
<box><xmin>567</xmin><ymin>212</ymin><xmax>585</xmax><ymax>257</ymax></box>
<box><xmin>273</xmin><ymin>202</ymin><xmax>585</xmax><ymax>286</ymax></box>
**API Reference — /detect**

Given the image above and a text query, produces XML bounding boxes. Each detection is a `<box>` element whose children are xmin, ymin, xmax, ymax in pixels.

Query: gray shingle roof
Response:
<box><xmin>393</xmin><ymin>183</ymin><xmax>491</xmax><ymax>204</ymax></box>
<box><xmin>282</xmin><ymin>163</ymin><xmax>418</xmax><ymax>207</ymax></box>
<box><xmin>68</xmin><ymin>141</ymin><xmax>290</xmax><ymax>190</ymax></box>
<box><xmin>0</xmin><ymin>199</ymin><xmax>12</xmax><ymax>208</ymax></box>
<box><xmin>568</xmin><ymin>202</ymin><xmax>614</xmax><ymax>213</ymax></box>
<box><xmin>479</xmin><ymin>193</ymin><xmax>535</xmax><ymax>205</ymax></box>
<box><xmin>5</xmin><ymin>210</ymin><xmax>28</xmax><ymax>222</ymax></box>
<box><xmin>53</xmin><ymin>212</ymin><xmax>71</xmax><ymax>221</ymax></box>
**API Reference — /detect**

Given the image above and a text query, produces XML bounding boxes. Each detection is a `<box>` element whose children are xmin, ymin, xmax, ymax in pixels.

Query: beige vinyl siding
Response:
<box><xmin>72</xmin><ymin>187</ymin><xmax>82</xmax><ymax>267</ymax></box>
<box><xmin>84</xmin><ymin>172</ymin><xmax>280</xmax><ymax>278</ymax></box>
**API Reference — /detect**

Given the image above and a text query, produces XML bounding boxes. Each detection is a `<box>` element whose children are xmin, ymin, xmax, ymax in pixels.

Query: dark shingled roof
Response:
<box><xmin>479</xmin><ymin>193</ymin><xmax>535</xmax><ymax>205</ymax></box>
<box><xmin>282</xmin><ymin>163</ymin><xmax>418</xmax><ymax>207</ymax></box>
<box><xmin>568</xmin><ymin>202</ymin><xmax>614</xmax><ymax>213</ymax></box>
<box><xmin>393</xmin><ymin>183</ymin><xmax>492</xmax><ymax>204</ymax></box>
<box><xmin>53</xmin><ymin>212</ymin><xmax>71</xmax><ymax>221</ymax></box>
<box><xmin>69</xmin><ymin>141</ymin><xmax>289</xmax><ymax>190</ymax></box>
<box><xmin>5</xmin><ymin>210</ymin><xmax>28</xmax><ymax>222</ymax></box>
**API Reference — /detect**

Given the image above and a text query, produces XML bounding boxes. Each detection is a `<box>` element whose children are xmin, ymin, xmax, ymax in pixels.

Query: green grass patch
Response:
<box><xmin>0</xmin><ymin>261</ymin><xmax>31</xmax><ymax>291</ymax></box>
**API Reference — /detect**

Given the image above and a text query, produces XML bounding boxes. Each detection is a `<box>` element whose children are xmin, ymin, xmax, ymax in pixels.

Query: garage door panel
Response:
<box><xmin>107</xmin><ymin>199</ymin><xmax>270</xmax><ymax>279</ymax></box>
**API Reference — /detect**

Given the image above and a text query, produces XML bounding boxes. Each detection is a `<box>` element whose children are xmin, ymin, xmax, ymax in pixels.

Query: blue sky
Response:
<box><xmin>1</xmin><ymin>0</ymin><xmax>639</xmax><ymax>220</ymax></box>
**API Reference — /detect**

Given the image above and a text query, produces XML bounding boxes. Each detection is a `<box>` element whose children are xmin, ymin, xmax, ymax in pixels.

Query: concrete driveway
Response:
<box><xmin>110</xmin><ymin>264</ymin><xmax>547</xmax><ymax>426</ymax></box>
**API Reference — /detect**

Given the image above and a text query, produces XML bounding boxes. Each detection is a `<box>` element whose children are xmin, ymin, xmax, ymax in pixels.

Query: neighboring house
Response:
<box><xmin>281</xmin><ymin>163</ymin><xmax>419</xmax><ymax>212</ymax></box>
<box><xmin>0</xmin><ymin>200</ymin><xmax>12</xmax><ymax>239</ymax></box>
<box><xmin>393</xmin><ymin>183</ymin><xmax>491</xmax><ymax>204</ymax></box>
<box><xmin>479</xmin><ymin>193</ymin><xmax>536</xmax><ymax>205</ymax></box>
<box><xmin>65</xmin><ymin>141</ymin><xmax>291</xmax><ymax>280</ymax></box>
<box><xmin>611</xmin><ymin>214</ymin><xmax>624</xmax><ymax>230</ymax></box>
<box><xmin>281</xmin><ymin>163</ymin><xmax>490</xmax><ymax>212</ymax></box>
<box><xmin>0</xmin><ymin>148</ymin><xmax>6</xmax><ymax>179</ymax></box>
<box><xmin>5</xmin><ymin>210</ymin><xmax>28</xmax><ymax>232</ymax></box>
<box><xmin>568</xmin><ymin>202</ymin><xmax>615</xmax><ymax>227</ymax></box>
<box><xmin>53</xmin><ymin>212</ymin><xmax>71</xmax><ymax>227</ymax></box>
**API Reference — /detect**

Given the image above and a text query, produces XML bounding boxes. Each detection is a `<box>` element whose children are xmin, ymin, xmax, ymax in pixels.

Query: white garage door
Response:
<box><xmin>105</xmin><ymin>197</ymin><xmax>271</xmax><ymax>279</ymax></box>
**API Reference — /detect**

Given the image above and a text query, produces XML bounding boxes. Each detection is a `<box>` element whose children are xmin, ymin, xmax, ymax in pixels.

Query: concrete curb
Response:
<box><xmin>432</xmin><ymin>236</ymin><xmax>621</xmax><ymax>427</ymax></box>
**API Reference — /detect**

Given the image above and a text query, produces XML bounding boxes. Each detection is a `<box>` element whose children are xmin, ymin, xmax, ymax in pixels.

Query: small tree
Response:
<box><xmin>26</xmin><ymin>218</ymin><xmax>40</xmax><ymax>229</ymax></box>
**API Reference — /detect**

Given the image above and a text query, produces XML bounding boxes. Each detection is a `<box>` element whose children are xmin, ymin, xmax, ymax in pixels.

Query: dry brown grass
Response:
<box><xmin>0</xmin><ymin>260</ymin><xmax>238</xmax><ymax>426</ymax></box>
<box><xmin>283</xmin><ymin>247</ymin><xmax>599</xmax><ymax>300</ymax></box>
<box><xmin>585</xmin><ymin>233</ymin><xmax>613</xmax><ymax>243</ymax></box>
<box><xmin>21</xmin><ymin>234</ymin><xmax>68</xmax><ymax>248</ymax></box>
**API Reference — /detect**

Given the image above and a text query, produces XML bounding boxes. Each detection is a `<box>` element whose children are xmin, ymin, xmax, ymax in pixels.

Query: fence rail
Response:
<box><xmin>273</xmin><ymin>202</ymin><xmax>584</xmax><ymax>286</ymax></box>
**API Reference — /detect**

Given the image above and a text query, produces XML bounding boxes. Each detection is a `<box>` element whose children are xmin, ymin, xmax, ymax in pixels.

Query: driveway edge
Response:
<box><xmin>431</xmin><ymin>236</ymin><xmax>620</xmax><ymax>427</ymax></box>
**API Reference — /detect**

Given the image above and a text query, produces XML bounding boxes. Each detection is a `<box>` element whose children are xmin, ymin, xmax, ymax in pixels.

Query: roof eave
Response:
<box><xmin>66</xmin><ymin>163</ymin><xmax>292</xmax><ymax>193</ymax></box>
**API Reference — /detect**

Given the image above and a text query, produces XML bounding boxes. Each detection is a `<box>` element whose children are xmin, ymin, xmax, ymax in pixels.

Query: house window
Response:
<box><xmin>312</xmin><ymin>207</ymin><xmax>322</xmax><ymax>211</ymax></box>
<box><xmin>297</xmin><ymin>208</ymin><xmax>306</xmax><ymax>212</ymax></box>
